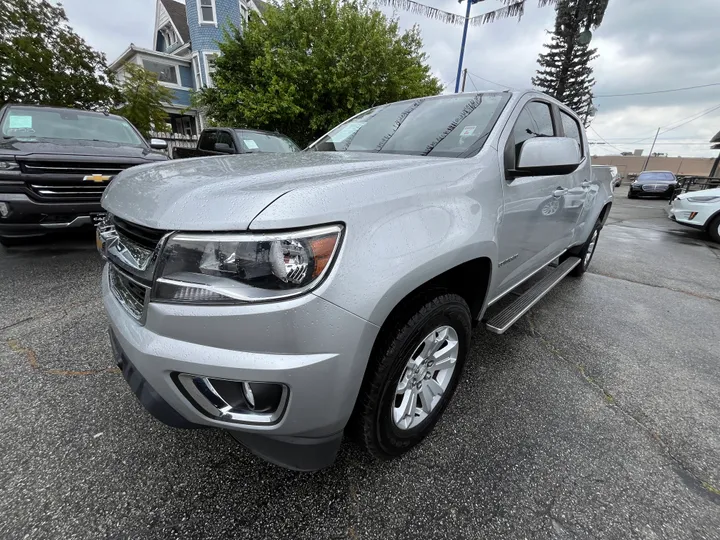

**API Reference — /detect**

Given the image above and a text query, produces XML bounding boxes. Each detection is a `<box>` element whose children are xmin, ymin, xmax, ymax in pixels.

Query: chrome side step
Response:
<box><xmin>485</xmin><ymin>257</ymin><xmax>581</xmax><ymax>335</ymax></box>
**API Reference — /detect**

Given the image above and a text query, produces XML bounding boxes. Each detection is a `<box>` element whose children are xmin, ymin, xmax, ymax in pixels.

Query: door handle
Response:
<box><xmin>553</xmin><ymin>188</ymin><xmax>568</xmax><ymax>197</ymax></box>
<box><xmin>581</xmin><ymin>181</ymin><xmax>591</xmax><ymax>188</ymax></box>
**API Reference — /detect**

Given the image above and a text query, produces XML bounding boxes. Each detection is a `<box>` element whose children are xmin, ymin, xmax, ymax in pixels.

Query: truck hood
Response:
<box><xmin>102</xmin><ymin>152</ymin><xmax>455</xmax><ymax>230</ymax></box>
<box><xmin>0</xmin><ymin>137</ymin><xmax>164</xmax><ymax>161</ymax></box>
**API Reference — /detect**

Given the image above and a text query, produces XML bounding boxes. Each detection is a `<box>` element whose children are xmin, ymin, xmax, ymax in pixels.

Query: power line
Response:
<box><xmin>467</xmin><ymin>73</ymin><xmax>479</xmax><ymax>92</ymax></box>
<box><xmin>621</xmin><ymin>102</ymin><xmax>720</xmax><ymax>145</ymax></box>
<box><xmin>659</xmin><ymin>103</ymin><xmax>720</xmax><ymax>136</ymax></box>
<box><xmin>595</xmin><ymin>82</ymin><xmax>720</xmax><ymax>98</ymax></box>
<box><xmin>466</xmin><ymin>71</ymin><xmax>514</xmax><ymax>90</ymax></box>
<box><xmin>587</xmin><ymin>126</ymin><xmax>627</xmax><ymax>154</ymax></box>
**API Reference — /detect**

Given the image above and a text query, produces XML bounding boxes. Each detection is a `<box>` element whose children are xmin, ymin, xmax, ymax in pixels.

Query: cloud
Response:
<box><xmin>58</xmin><ymin>0</ymin><xmax>720</xmax><ymax>157</ymax></box>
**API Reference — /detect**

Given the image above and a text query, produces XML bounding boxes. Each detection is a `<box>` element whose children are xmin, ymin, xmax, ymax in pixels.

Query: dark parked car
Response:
<box><xmin>0</xmin><ymin>105</ymin><xmax>168</xmax><ymax>247</ymax></box>
<box><xmin>173</xmin><ymin>128</ymin><xmax>300</xmax><ymax>159</ymax></box>
<box><xmin>628</xmin><ymin>170</ymin><xmax>679</xmax><ymax>199</ymax></box>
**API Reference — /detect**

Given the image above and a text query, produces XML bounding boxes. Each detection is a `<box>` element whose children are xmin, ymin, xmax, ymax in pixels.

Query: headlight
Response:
<box><xmin>686</xmin><ymin>195</ymin><xmax>720</xmax><ymax>203</ymax></box>
<box><xmin>153</xmin><ymin>225</ymin><xmax>343</xmax><ymax>304</ymax></box>
<box><xmin>0</xmin><ymin>159</ymin><xmax>19</xmax><ymax>171</ymax></box>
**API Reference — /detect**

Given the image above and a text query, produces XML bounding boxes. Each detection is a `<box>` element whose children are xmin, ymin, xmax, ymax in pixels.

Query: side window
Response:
<box><xmin>198</xmin><ymin>130</ymin><xmax>217</xmax><ymax>151</ymax></box>
<box><xmin>560</xmin><ymin>110</ymin><xmax>584</xmax><ymax>157</ymax></box>
<box><xmin>505</xmin><ymin>101</ymin><xmax>555</xmax><ymax>170</ymax></box>
<box><xmin>216</xmin><ymin>131</ymin><xmax>235</xmax><ymax>150</ymax></box>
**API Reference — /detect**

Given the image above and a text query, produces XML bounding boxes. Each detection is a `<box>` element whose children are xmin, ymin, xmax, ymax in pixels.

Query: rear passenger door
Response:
<box><xmin>558</xmin><ymin>108</ymin><xmax>594</xmax><ymax>243</ymax></box>
<box><xmin>494</xmin><ymin>98</ymin><xmax>575</xmax><ymax>296</ymax></box>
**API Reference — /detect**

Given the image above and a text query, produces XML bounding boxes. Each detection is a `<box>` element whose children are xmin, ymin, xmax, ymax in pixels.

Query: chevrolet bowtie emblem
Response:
<box><xmin>83</xmin><ymin>174</ymin><xmax>112</xmax><ymax>183</ymax></box>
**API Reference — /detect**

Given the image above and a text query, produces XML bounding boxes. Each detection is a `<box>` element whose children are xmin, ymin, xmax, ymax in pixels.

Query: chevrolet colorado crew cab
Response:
<box><xmin>0</xmin><ymin>104</ymin><xmax>168</xmax><ymax>246</ymax></box>
<box><xmin>98</xmin><ymin>91</ymin><xmax>612</xmax><ymax>471</ymax></box>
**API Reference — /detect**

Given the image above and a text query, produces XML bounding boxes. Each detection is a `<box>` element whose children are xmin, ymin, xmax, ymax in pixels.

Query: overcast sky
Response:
<box><xmin>60</xmin><ymin>0</ymin><xmax>720</xmax><ymax>157</ymax></box>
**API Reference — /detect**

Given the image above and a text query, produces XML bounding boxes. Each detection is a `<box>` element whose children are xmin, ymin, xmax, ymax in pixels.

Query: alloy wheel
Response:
<box><xmin>391</xmin><ymin>326</ymin><xmax>459</xmax><ymax>430</ymax></box>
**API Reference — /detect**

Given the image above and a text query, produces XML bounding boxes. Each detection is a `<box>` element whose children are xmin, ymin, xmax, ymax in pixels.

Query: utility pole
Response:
<box><xmin>454</xmin><ymin>0</ymin><xmax>475</xmax><ymax>93</ymax></box>
<box><xmin>643</xmin><ymin>128</ymin><xmax>661</xmax><ymax>171</ymax></box>
<box><xmin>461</xmin><ymin>68</ymin><xmax>468</xmax><ymax>92</ymax></box>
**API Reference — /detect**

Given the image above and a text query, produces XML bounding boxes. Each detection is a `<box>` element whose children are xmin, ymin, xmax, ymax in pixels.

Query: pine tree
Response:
<box><xmin>532</xmin><ymin>0</ymin><xmax>609</xmax><ymax>125</ymax></box>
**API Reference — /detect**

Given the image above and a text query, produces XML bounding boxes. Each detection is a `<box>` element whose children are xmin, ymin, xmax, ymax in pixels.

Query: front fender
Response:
<box><xmin>249</xmin><ymin>158</ymin><xmax>502</xmax><ymax>325</ymax></box>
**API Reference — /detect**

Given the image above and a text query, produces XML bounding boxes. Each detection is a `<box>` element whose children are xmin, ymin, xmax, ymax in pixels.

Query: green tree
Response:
<box><xmin>193</xmin><ymin>0</ymin><xmax>442</xmax><ymax>146</ymax></box>
<box><xmin>0</xmin><ymin>0</ymin><xmax>117</xmax><ymax>109</ymax></box>
<box><xmin>113</xmin><ymin>63</ymin><xmax>174</xmax><ymax>137</ymax></box>
<box><xmin>532</xmin><ymin>0</ymin><xmax>609</xmax><ymax>125</ymax></box>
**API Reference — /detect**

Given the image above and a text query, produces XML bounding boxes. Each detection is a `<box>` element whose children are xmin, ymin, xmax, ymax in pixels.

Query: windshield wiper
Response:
<box><xmin>422</xmin><ymin>94</ymin><xmax>484</xmax><ymax>156</ymax></box>
<box><xmin>374</xmin><ymin>100</ymin><xmax>423</xmax><ymax>152</ymax></box>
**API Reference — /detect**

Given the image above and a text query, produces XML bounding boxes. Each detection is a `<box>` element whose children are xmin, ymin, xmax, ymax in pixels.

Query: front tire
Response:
<box><xmin>350</xmin><ymin>293</ymin><xmax>471</xmax><ymax>459</ymax></box>
<box><xmin>708</xmin><ymin>215</ymin><xmax>720</xmax><ymax>244</ymax></box>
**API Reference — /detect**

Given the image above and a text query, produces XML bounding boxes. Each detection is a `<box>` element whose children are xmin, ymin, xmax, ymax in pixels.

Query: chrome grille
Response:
<box><xmin>112</xmin><ymin>216</ymin><xmax>167</xmax><ymax>251</ymax></box>
<box><xmin>28</xmin><ymin>182</ymin><xmax>108</xmax><ymax>201</ymax></box>
<box><xmin>19</xmin><ymin>161</ymin><xmax>131</xmax><ymax>175</ymax></box>
<box><xmin>108</xmin><ymin>265</ymin><xmax>148</xmax><ymax>321</ymax></box>
<box><xmin>642</xmin><ymin>183</ymin><xmax>669</xmax><ymax>193</ymax></box>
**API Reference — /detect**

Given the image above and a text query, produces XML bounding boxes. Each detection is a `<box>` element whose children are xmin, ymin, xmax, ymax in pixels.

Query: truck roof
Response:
<box><xmin>1</xmin><ymin>103</ymin><xmax>121</xmax><ymax>120</ymax></box>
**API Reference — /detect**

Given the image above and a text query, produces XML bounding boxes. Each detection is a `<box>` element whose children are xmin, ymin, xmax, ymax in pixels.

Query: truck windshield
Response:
<box><xmin>234</xmin><ymin>131</ymin><xmax>299</xmax><ymax>153</ymax></box>
<box><xmin>310</xmin><ymin>93</ymin><xmax>509</xmax><ymax>158</ymax></box>
<box><xmin>1</xmin><ymin>107</ymin><xmax>145</xmax><ymax>146</ymax></box>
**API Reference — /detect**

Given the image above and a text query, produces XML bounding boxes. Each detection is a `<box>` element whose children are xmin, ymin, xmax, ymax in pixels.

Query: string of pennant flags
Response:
<box><xmin>376</xmin><ymin>0</ymin><xmax>557</xmax><ymax>27</ymax></box>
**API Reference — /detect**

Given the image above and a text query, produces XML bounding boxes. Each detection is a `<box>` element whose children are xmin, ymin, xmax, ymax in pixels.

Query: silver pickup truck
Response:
<box><xmin>98</xmin><ymin>91</ymin><xmax>612</xmax><ymax>471</ymax></box>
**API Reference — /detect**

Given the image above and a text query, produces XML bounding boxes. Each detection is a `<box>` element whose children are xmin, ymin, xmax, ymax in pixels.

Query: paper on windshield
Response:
<box><xmin>8</xmin><ymin>116</ymin><xmax>33</xmax><ymax>129</ymax></box>
<box><xmin>244</xmin><ymin>139</ymin><xmax>259</xmax><ymax>149</ymax></box>
<box><xmin>460</xmin><ymin>125</ymin><xmax>476</xmax><ymax>137</ymax></box>
<box><xmin>331</xmin><ymin>122</ymin><xmax>364</xmax><ymax>142</ymax></box>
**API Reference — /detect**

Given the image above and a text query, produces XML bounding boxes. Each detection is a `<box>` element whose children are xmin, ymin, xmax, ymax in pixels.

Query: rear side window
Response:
<box><xmin>198</xmin><ymin>131</ymin><xmax>217</xmax><ymax>151</ymax></box>
<box><xmin>560</xmin><ymin>110</ymin><xmax>584</xmax><ymax>157</ymax></box>
<box><xmin>505</xmin><ymin>101</ymin><xmax>555</xmax><ymax>169</ymax></box>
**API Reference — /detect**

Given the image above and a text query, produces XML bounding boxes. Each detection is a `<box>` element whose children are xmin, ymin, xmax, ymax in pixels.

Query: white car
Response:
<box><xmin>668</xmin><ymin>187</ymin><xmax>720</xmax><ymax>242</ymax></box>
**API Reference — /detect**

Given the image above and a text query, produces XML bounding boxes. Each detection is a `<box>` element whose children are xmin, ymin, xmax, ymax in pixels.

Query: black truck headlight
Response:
<box><xmin>152</xmin><ymin>225</ymin><xmax>343</xmax><ymax>304</ymax></box>
<box><xmin>0</xmin><ymin>158</ymin><xmax>19</xmax><ymax>172</ymax></box>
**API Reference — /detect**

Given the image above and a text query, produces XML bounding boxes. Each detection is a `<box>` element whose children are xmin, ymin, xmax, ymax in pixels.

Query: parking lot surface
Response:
<box><xmin>1</xmin><ymin>186</ymin><xmax>719</xmax><ymax>539</ymax></box>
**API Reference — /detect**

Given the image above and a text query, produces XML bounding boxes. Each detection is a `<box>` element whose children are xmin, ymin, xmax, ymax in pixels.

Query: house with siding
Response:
<box><xmin>109</xmin><ymin>0</ymin><xmax>267</xmax><ymax>136</ymax></box>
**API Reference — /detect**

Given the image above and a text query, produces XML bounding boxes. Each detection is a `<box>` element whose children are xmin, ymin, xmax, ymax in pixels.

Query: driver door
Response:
<box><xmin>494</xmin><ymin>99</ymin><xmax>575</xmax><ymax>296</ymax></box>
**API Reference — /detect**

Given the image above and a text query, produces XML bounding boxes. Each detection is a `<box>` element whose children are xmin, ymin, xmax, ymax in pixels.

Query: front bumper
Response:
<box><xmin>629</xmin><ymin>185</ymin><xmax>676</xmax><ymax>197</ymax></box>
<box><xmin>0</xmin><ymin>193</ymin><xmax>102</xmax><ymax>237</ymax></box>
<box><xmin>102</xmin><ymin>265</ymin><xmax>379</xmax><ymax>470</ymax></box>
<box><xmin>668</xmin><ymin>198</ymin><xmax>712</xmax><ymax>230</ymax></box>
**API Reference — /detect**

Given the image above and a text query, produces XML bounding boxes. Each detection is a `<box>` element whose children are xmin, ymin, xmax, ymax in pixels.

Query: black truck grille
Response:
<box><xmin>18</xmin><ymin>160</ymin><xmax>142</xmax><ymax>202</ymax></box>
<box><xmin>28</xmin><ymin>182</ymin><xmax>108</xmax><ymax>201</ymax></box>
<box><xmin>19</xmin><ymin>161</ymin><xmax>132</xmax><ymax>175</ymax></box>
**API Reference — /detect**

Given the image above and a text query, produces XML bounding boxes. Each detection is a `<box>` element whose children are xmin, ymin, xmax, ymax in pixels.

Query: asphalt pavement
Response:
<box><xmin>1</xmin><ymin>186</ymin><xmax>719</xmax><ymax>539</ymax></box>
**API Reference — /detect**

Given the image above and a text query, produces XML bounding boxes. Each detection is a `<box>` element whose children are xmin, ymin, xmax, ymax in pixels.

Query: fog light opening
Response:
<box><xmin>177</xmin><ymin>374</ymin><xmax>287</xmax><ymax>425</ymax></box>
<box><xmin>0</xmin><ymin>202</ymin><xmax>10</xmax><ymax>218</ymax></box>
<box><xmin>242</xmin><ymin>382</ymin><xmax>256</xmax><ymax>409</ymax></box>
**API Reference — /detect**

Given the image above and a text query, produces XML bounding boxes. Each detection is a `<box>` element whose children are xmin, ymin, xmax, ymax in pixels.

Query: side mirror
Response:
<box><xmin>512</xmin><ymin>137</ymin><xmax>581</xmax><ymax>177</ymax></box>
<box><xmin>214</xmin><ymin>142</ymin><xmax>234</xmax><ymax>154</ymax></box>
<box><xmin>149</xmin><ymin>138</ymin><xmax>168</xmax><ymax>150</ymax></box>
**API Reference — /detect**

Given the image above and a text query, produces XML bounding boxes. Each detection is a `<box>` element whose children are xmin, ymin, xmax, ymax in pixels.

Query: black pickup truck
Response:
<box><xmin>173</xmin><ymin>128</ymin><xmax>300</xmax><ymax>159</ymax></box>
<box><xmin>0</xmin><ymin>104</ymin><xmax>168</xmax><ymax>246</ymax></box>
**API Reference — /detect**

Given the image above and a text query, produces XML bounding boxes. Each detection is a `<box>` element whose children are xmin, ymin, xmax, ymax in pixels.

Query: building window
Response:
<box><xmin>239</xmin><ymin>1</ymin><xmax>249</xmax><ymax>23</ymax></box>
<box><xmin>160</xmin><ymin>26</ymin><xmax>178</xmax><ymax>50</ymax></box>
<box><xmin>199</xmin><ymin>0</ymin><xmax>217</xmax><ymax>24</ymax></box>
<box><xmin>192</xmin><ymin>55</ymin><xmax>202</xmax><ymax>89</ymax></box>
<box><xmin>142</xmin><ymin>59</ymin><xmax>179</xmax><ymax>85</ymax></box>
<box><xmin>204</xmin><ymin>52</ymin><xmax>219</xmax><ymax>87</ymax></box>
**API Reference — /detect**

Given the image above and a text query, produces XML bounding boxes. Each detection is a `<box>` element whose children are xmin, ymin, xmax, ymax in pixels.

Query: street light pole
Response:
<box><xmin>454</xmin><ymin>0</ymin><xmax>474</xmax><ymax>93</ymax></box>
